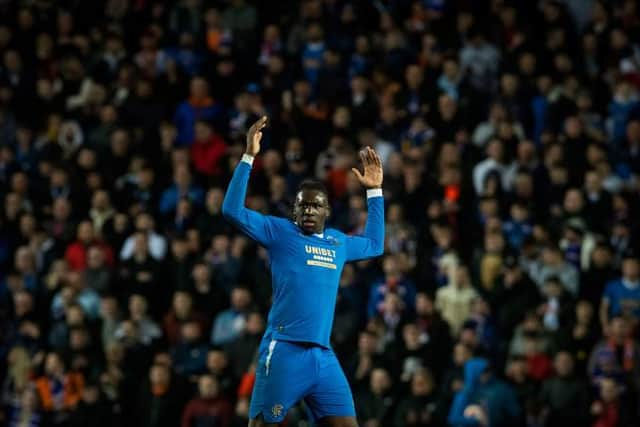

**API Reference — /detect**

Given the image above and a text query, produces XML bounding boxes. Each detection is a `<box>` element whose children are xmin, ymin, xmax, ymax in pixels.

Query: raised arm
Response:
<box><xmin>346</xmin><ymin>147</ymin><xmax>385</xmax><ymax>261</ymax></box>
<box><xmin>222</xmin><ymin>116</ymin><xmax>275</xmax><ymax>247</ymax></box>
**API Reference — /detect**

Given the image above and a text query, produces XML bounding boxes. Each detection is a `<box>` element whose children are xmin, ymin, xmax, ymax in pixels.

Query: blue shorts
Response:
<box><xmin>249</xmin><ymin>339</ymin><xmax>356</xmax><ymax>424</ymax></box>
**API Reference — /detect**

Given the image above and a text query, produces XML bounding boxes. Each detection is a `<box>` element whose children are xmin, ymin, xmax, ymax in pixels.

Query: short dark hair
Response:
<box><xmin>297</xmin><ymin>179</ymin><xmax>328</xmax><ymax>196</ymax></box>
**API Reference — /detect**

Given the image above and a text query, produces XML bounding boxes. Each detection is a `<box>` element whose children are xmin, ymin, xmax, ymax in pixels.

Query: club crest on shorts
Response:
<box><xmin>271</xmin><ymin>404</ymin><xmax>284</xmax><ymax>418</ymax></box>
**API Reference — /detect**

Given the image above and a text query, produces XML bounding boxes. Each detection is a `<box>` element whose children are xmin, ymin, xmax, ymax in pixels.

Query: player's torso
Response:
<box><xmin>263</xmin><ymin>223</ymin><xmax>347</xmax><ymax>343</ymax></box>
<box><xmin>269</xmin><ymin>224</ymin><xmax>346</xmax><ymax>287</ymax></box>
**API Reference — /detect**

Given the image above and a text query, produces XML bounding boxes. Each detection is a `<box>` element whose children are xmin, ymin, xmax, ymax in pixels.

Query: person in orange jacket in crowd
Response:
<box><xmin>35</xmin><ymin>352</ymin><xmax>84</xmax><ymax>421</ymax></box>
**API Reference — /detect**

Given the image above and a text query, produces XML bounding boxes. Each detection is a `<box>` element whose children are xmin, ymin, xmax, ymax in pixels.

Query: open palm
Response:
<box><xmin>246</xmin><ymin>116</ymin><xmax>268</xmax><ymax>156</ymax></box>
<box><xmin>352</xmin><ymin>146</ymin><xmax>383</xmax><ymax>189</ymax></box>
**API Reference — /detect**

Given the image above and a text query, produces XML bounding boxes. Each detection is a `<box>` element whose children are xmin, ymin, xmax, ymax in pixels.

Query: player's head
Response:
<box><xmin>293</xmin><ymin>179</ymin><xmax>330</xmax><ymax>235</ymax></box>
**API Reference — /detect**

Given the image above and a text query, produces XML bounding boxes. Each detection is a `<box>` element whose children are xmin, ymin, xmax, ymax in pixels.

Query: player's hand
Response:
<box><xmin>352</xmin><ymin>146</ymin><xmax>383</xmax><ymax>188</ymax></box>
<box><xmin>246</xmin><ymin>116</ymin><xmax>268</xmax><ymax>156</ymax></box>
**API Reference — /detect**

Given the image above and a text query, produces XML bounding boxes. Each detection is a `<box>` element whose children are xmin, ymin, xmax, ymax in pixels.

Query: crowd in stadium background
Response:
<box><xmin>1</xmin><ymin>0</ymin><xmax>640</xmax><ymax>426</ymax></box>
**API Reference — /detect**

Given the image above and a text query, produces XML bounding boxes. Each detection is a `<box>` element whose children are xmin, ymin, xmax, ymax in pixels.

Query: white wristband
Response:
<box><xmin>241</xmin><ymin>153</ymin><xmax>255</xmax><ymax>165</ymax></box>
<box><xmin>366</xmin><ymin>188</ymin><xmax>383</xmax><ymax>198</ymax></box>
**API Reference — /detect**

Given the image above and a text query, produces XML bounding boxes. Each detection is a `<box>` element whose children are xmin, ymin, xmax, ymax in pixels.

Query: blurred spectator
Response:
<box><xmin>180</xmin><ymin>374</ymin><xmax>232</xmax><ymax>427</ymax></box>
<box><xmin>225</xmin><ymin>310</ymin><xmax>264</xmax><ymax>379</ymax></box>
<box><xmin>135</xmin><ymin>363</ymin><xmax>186</xmax><ymax>427</ymax></box>
<box><xmin>190</xmin><ymin>119</ymin><xmax>227</xmax><ymax>180</ymax></box>
<box><xmin>1</xmin><ymin>2</ymin><xmax>640</xmax><ymax>425</ymax></box>
<box><xmin>600</xmin><ymin>252</ymin><xmax>640</xmax><ymax>329</ymax></box>
<box><xmin>170</xmin><ymin>321</ymin><xmax>208</xmax><ymax>377</ymax></box>
<box><xmin>448</xmin><ymin>358</ymin><xmax>521</xmax><ymax>427</ymax></box>
<box><xmin>436</xmin><ymin>264</ymin><xmax>479</xmax><ymax>336</ymax></box>
<box><xmin>554</xmin><ymin>300</ymin><xmax>600</xmax><ymax>374</ymax></box>
<box><xmin>163</xmin><ymin>291</ymin><xmax>208</xmax><ymax>346</ymax></box>
<box><xmin>115</xmin><ymin>294</ymin><xmax>161</xmax><ymax>346</ymax></box>
<box><xmin>491</xmin><ymin>254</ymin><xmax>541</xmax><ymax>339</ymax></box>
<box><xmin>6</xmin><ymin>388</ymin><xmax>42</xmax><ymax>427</ymax></box>
<box><xmin>84</xmin><ymin>246</ymin><xmax>112</xmax><ymax>295</ymax></box>
<box><xmin>588</xmin><ymin>316</ymin><xmax>640</xmax><ymax>390</ymax></box>
<box><xmin>539</xmin><ymin>351</ymin><xmax>589</xmax><ymax>427</ymax></box>
<box><xmin>119</xmin><ymin>213</ymin><xmax>167</xmax><ymax>262</ymax></box>
<box><xmin>530</xmin><ymin>244</ymin><xmax>580</xmax><ymax>297</ymax></box>
<box><xmin>589</xmin><ymin>376</ymin><xmax>637</xmax><ymax>427</ymax></box>
<box><xmin>159</xmin><ymin>165</ymin><xmax>204</xmax><ymax>216</ymax></box>
<box><xmin>35</xmin><ymin>352</ymin><xmax>84</xmax><ymax>425</ymax></box>
<box><xmin>174</xmin><ymin>77</ymin><xmax>224</xmax><ymax>146</ymax></box>
<box><xmin>393</xmin><ymin>367</ymin><xmax>441</xmax><ymax>427</ymax></box>
<box><xmin>355</xmin><ymin>366</ymin><xmax>396</xmax><ymax>427</ymax></box>
<box><xmin>210</xmin><ymin>285</ymin><xmax>252</xmax><ymax>346</ymax></box>
<box><xmin>64</xmin><ymin>221</ymin><xmax>114</xmax><ymax>272</ymax></box>
<box><xmin>204</xmin><ymin>347</ymin><xmax>237</xmax><ymax>400</ymax></box>
<box><xmin>119</xmin><ymin>232</ymin><xmax>163</xmax><ymax>311</ymax></box>
<box><xmin>539</xmin><ymin>276</ymin><xmax>574</xmax><ymax>332</ymax></box>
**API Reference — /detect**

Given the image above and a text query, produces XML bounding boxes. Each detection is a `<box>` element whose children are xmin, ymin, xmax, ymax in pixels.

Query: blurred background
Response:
<box><xmin>1</xmin><ymin>0</ymin><xmax>640</xmax><ymax>426</ymax></box>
